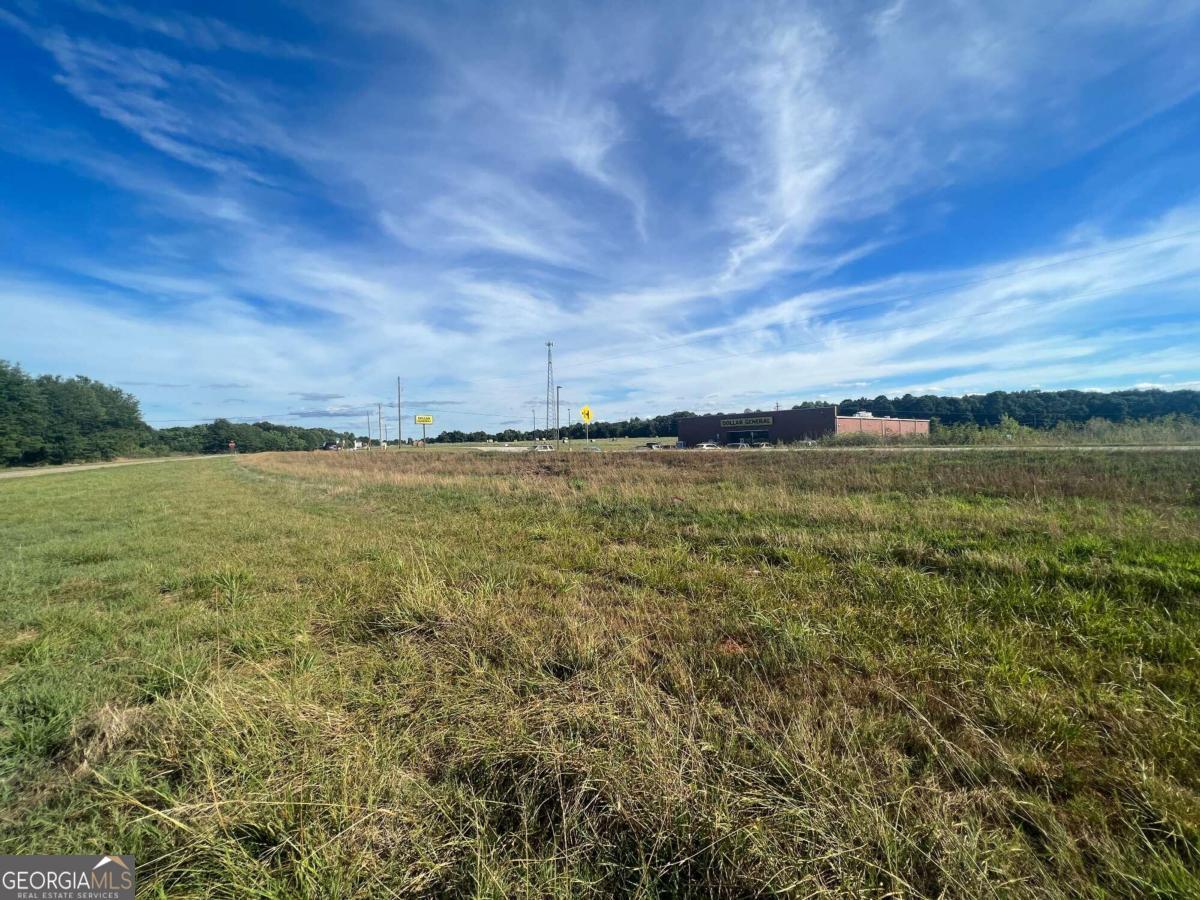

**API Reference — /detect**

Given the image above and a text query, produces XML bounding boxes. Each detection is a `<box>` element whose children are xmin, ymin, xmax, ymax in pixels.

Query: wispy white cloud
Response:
<box><xmin>43</xmin><ymin>36</ymin><xmax>288</xmax><ymax>177</ymax></box>
<box><xmin>71</xmin><ymin>0</ymin><xmax>315</xmax><ymax>58</ymax></box>
<box><xmin>290</xmin><ymin>392</ymin><xmax>344</xmax><ymax>402</ymax></box>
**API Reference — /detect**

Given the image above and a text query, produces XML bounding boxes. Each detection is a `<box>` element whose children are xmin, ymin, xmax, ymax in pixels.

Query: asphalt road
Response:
<box><xmin>0</xmin><ymin>455</ymin><xmax>224</xmax><ymax>480</ymax></box>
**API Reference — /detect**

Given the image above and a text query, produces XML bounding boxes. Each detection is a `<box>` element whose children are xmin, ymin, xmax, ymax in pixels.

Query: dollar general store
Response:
<box><xmin>676</xmin><ymin>406</ymin><xmax>929</xmax><ymax>446</ymax></box>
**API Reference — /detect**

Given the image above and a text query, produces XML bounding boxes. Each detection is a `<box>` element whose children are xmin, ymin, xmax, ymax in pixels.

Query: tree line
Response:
<box><xmin>432</xmin><ymin>388</ymin><xmax>1200</xmax><ymax>442</ymax></box>
<box><xmin>156</xmin><ymin>420</ymin><xmax>352</xmax><ymax>456</ymax></box>
<box><xmin>830</xmin><ymin>388</ymin><xmax>1200</xmax><ymax>427</ymax></box>
<box><xmin>1</xmin><ymin>361</ymin><xmax>348</xmax><ymax>466</ymax></box>
<box><xmin>5</xmin><ymin>359</ymin><xmax>1199</xmax><ymax>463</ymax></box>
<box><xmin>432</xmin><ymin>411</ymin><xmax>696</xmax><ymax>443</ymax></box>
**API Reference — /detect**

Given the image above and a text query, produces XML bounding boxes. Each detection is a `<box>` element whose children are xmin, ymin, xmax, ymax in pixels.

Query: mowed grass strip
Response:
<box><xmin>1</xmin><ymin>451</ymin><xmax>1197</xmax><ymax>897</ymax></box>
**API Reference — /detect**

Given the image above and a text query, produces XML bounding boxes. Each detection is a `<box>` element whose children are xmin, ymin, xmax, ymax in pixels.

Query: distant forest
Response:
<box><xmin>0</xmin><ymin>361</ymin><xmax>347</xmax><ymax>466</ymax></box>
<box><xmin>435</xmin><ymin>388</ymin><xmax>1200</xmax><ymax>441</ymax></box>
<box><xmin>829</xmin><ymin>389</ymin><xmax>1200</xmax><ymax>427</ymax></box>
<box><xmin>3</xmin><ymin>360</ymin><xmax>1199</xmax><ymax>463</ymax></box>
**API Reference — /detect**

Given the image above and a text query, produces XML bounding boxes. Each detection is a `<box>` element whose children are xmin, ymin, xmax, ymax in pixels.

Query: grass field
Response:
<box><xmin>399</xmin><ymin>437</ymin><xmax>663</xmax><ymax>452</ymax></box>
<box><xmin>1</xmin><ymin>451</ymin><xmax>1198</xmax><ymax>897</ymax></box>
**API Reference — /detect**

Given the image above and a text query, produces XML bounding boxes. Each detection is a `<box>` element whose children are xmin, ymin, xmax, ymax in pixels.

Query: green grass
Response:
<box><xmin>1</xmin><ymin>450</ymin><xmax>1198</xmax><ymax>897</ymax></box>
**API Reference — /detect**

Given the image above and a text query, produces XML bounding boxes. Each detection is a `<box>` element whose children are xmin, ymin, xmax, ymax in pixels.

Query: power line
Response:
<box><xmin>143</xmin><ymin>405</ymin><xmax>533</xmax><ymax>426</ymax></box>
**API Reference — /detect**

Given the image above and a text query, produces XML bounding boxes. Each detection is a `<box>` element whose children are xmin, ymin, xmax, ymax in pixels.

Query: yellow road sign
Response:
<box><xmin>579</xmin><ymin>405</ymin><xmax>593</xmax><ymax>424</ymax></box>
<box><xmin>414</xmin><ymin>414</ymin><xmax>434</xmax><ymax>424</ymax></box>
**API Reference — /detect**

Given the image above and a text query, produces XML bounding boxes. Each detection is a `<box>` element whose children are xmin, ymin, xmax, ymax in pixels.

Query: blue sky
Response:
<box><xmin>2</xmin><ymin>0</ymin><xmax>1199</xmax><ymax>433</ymax></box>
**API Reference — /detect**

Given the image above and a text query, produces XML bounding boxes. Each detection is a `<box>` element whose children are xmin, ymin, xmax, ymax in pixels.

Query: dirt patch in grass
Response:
<box><xmin>1</xmin><ymin>629</ymin><xmax>39</xmax><ymax>648</ymax></box>
<box><xmin>64</xmin><ymin>703</ymin><xmax>148</xmax><ymax>777</ymax></box>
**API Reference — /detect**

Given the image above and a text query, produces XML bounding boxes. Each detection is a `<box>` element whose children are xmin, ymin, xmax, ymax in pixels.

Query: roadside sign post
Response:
<box><xmin>415</xmin><ymin>414</ymin><xmax>434</xmax><ymax>447</ymax></box>
<box><xmin>579</xmin><ymin>405</ymin><xmax>593</xmax><ymax>444</ymax></box>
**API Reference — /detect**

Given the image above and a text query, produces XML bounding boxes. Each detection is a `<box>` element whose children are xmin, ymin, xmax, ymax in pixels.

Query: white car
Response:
<box><xmin>531</xmin><ymin>444</ymin><xmax>555</xmax><ymax>452</ymax></box>
<box><xmin>695</xmin><ymin>441</ymin><xmax>720</xmax><ymax>450</ymax></box>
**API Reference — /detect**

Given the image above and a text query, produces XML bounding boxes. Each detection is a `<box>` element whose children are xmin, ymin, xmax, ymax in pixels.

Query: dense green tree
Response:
<box><xmin>0</xmin><ymin>361</ymin><xmax>49</xmax><ymax>465</ymax></box>
<box><xmin>1</xmin><ymin>361</ymin><xmax>349</xmax><ymax>465</ymax></box>
<box><xmin>155</xmin><ymin>419</ymin><xmax>341</xmax><ymax>455</ymax></box>
<box><xmin>0</xmin><ymin>362</ymin><xmax>149</xmax><ymax>464</ymax></box>
<box><xmin>830</xmin><ymin>388</ymin><xmax>1200</xmax><ymax>428</ymax></box>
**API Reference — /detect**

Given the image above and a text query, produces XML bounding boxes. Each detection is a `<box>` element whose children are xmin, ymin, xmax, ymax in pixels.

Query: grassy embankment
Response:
<box><xmin>1</xmin><ymin>451</ymin><xmax>1198</xmax><ymax>897</ymax></box>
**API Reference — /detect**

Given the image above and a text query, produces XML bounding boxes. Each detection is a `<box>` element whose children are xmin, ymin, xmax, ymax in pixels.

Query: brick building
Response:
<box><xmin>676</xmin><ymin>407</ymin><xmax>928</xmax><ymax>446</ymax></box>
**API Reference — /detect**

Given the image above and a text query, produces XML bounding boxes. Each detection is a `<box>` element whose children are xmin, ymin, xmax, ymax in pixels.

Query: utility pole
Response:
<box><xmin>365</xmin><ymin>413</ymin><xmax>372</xmax><ymax>449</ymax></box>
<box><xmin>545</xmin><ymin>341</ymin><xmax>553</xmax><ymax>445</ymax></box>
<box><xmin>379</xmin><ymin>403</ymin><xmax>387</xmax><ymax>449</ymax></box>
<box><xmin>556</xmin><ymin>385</ymin><xmax>562</xmax><ymax>443</ymax></box>
<box><xmin>396</xmin><ymin>378</ymin><xmax>403</xmax><ymax>446</ymax></box>
<box><xmin>532</xmin><ymin>406</ymin><xmax>537</xmax><ymax>441</ymax></box>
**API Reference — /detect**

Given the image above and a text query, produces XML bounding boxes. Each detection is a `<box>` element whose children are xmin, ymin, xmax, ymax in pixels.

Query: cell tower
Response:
<box><xmin>545</xmin><ymin>341</ymin><xmax>554</xmax><ymax>441</ymax></box>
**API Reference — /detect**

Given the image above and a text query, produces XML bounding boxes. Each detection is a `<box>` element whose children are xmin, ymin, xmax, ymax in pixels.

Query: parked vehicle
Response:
<box><xmin>695</xmin><ymin>441</ymin><xmax>720</xmax><ymax>450</ymax></box>
<box><xmin>531</xmin><ymin>444</ymin><xmax>554</xmax><ymax>452</ymax></box>
<box><xmin>728</xmin><ymin>441</ymin><xmax>752</xmax><ymax>450</ymax></box>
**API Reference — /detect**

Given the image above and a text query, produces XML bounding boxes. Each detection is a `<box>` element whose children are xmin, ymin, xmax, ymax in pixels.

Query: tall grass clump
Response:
<box><xmin>928</xmin><ymin>413</ymin><xmax>1200</xmax><ymax>446</ymax></box>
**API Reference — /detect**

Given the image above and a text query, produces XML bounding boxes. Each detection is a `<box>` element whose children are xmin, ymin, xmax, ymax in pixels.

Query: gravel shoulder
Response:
<box><xmin>0</xmin><ymin>455</ymin><xmax>224</xmax><ymax>480</ymax></box>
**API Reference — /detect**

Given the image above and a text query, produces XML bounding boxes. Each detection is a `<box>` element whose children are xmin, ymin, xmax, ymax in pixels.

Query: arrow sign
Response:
<box><xmin>579</xmin><ymin>405</ymin><xmax>593</xmax><ymax>424</ymax></box>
